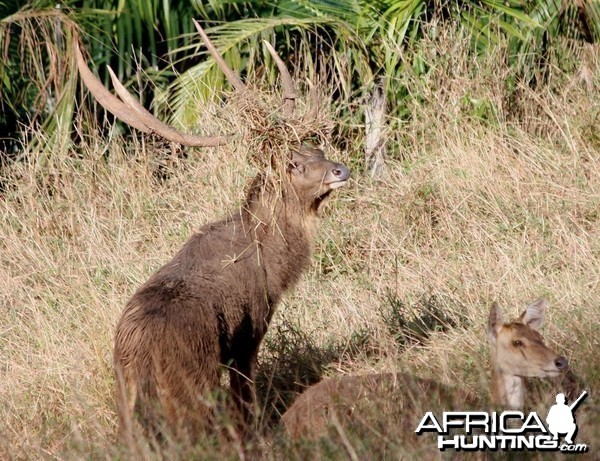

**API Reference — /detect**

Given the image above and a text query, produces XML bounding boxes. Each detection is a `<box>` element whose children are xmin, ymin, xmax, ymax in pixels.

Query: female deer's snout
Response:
<box><xmin>555</xmin><ymin>356</ymin><xmax>569</xmax><ymax>371</ymax></box>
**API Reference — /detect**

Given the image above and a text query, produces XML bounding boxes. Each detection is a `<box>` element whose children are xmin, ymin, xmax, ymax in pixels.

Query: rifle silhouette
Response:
<box><xmin>569</xmin><ymin>391</ymin><xmax>588</xmax><ymax>412</ymax></box>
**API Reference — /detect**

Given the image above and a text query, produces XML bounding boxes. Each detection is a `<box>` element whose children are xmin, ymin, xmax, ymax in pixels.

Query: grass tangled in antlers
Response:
<box><xmin>224</xmin><ymin>87</ymin><xmax>332</xmax><ymax>173</ymax></box>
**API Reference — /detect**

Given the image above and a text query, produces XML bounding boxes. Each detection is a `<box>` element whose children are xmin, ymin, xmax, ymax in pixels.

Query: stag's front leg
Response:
<box><xmin>229</xmin><ymin>350</ymin><xmax>258</xmax><ymax>436</ymax></box>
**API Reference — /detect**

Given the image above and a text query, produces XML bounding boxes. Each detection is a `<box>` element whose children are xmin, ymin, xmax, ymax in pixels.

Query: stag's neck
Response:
<box><xmin>243</xmin><ymin>176</ymin><xmax>316</xmax><ymax>238</ymax></box>
<box><xmin>239</xmin><ymin>176</ymin><xmax>317</xmax><ymax>293</ymax></box>
<box><xmin>490</xmin><ymin>354</ymin><xmax>525</xmax><ymax>410</ymax></box>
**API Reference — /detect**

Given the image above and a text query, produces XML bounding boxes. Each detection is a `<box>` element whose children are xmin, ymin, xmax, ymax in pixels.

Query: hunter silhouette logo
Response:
<box><xmin>546</xmin><ymin>391</ymin><xmax>587</xmax><ymax>445</ymax></box>
<box><xmin>415</xmin><ymin>391</ymin><xmax>589</xmax><ymax>453</ymax></box>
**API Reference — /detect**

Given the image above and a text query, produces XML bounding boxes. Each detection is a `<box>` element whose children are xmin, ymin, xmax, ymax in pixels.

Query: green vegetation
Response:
<box><xmin>1</xmin><ymin>0</ymin><xmax>599</xmax><ymax>153</ymax></box>
<box><xmin>0</xmin><ymin>1</ymin><xmax>599</xmax><ymax>459</ymax></box>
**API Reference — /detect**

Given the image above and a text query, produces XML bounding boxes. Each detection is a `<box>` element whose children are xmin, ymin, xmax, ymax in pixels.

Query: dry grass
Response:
<box><xmin>1</xmin><ymin>33</ymin><xmax>599</xmax><ymax>460</ymax></box>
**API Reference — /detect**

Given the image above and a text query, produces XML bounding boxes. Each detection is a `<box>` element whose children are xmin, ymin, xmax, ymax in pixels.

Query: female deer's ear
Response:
<box><xmin>487</xmin><ymin>302</ymin><xmax>503</xmax><ymax>344</ymax></box>
<box><xmin>519</xmin><ymin>298</ymin><xmax>547</xmax><ymax>331</ymax></box>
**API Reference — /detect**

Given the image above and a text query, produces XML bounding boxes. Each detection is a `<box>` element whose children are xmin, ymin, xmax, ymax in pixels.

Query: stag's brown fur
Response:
<box><xmin>114</xmin><ymin>146</ymin><xmax>349</xmax><ymax>442</ymax></box>
<box><xmin>75</xmin><ymin>22</ymin><xmax>349</xmax><ymax>443</ymax></box>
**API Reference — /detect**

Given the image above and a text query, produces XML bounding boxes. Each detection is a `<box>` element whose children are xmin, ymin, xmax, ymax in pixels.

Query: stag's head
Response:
<box><xmin>75</xmin><ymin>21</ymin><xmax>349</xmax><ymax>211</ymax></box>
<box><xmin>286</xmin><ymin>146</ymin><xmax>349</xmax><ymax>213</ymax></box>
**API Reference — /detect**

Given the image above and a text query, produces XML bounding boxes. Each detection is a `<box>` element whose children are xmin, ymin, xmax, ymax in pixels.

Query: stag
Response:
<box><xmin>75</xmin><ymin>21</ymin><xmax>350</xmax><ymax>443</ymax></box>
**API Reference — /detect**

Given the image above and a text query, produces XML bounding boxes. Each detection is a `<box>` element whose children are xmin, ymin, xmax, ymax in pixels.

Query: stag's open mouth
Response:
<box><xmin>313</xmin><ymin>190</ymin><xmax>334</xmax><ymax>212</ymax></box>
<box><xmin>318</xmin><ymin>179</ymin><xmax>348</xmax><ymax>201</ymax></box>
<box><xmin>327</xmin><ymin>180</ymin><xmax>348</xmax><ymax>190</ymax></box>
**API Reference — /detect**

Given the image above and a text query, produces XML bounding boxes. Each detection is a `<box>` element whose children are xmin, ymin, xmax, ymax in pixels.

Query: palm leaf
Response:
<box><xmin>165</xmin><ymin>17</ymin><xmax>369</xmax><ymax>127</ymax></box>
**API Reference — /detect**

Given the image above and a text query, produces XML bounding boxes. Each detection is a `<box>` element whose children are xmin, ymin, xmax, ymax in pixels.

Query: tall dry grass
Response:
<box><xmin>1</xmin><ymin>30</ymin><xmax>599</xmax><ymax>459</ymax></box>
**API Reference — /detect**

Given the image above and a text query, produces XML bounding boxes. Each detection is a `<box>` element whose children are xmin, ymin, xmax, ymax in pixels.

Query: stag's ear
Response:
<box><xmin>519</xmin><ymin>298</ymin><xmax>547</xmax><ymax>331</ymax></box>
<box><xmin>289</xmin><ymin>161</ymin><xmax>305</xmax><ymax>175</ymax></box>
<box><xmin>289</xmin><ymin>151</ymin><xmax>307</xmax><ymax>175</ymax></box>
<box><xmin>300</xmin><ymin>144</ymin><xmax>325</xmax><ymax>158</ymax></box>
<box><xmin>487</xmin><ymin>302</ymin><xmax>503</xmax><ymax>344</ymax></box>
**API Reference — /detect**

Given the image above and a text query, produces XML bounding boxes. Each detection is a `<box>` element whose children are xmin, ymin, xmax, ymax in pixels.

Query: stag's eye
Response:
<box><xmin>512</xmin><ymin>340</ymin><xmax>523</xmax><ymax>347</ymax></box>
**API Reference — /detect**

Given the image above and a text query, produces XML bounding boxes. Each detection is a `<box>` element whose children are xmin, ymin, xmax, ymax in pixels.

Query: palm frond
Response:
<box><xmin>165</xmin><ymin>17</ymin><xmax>369</xmax><ymax>127</ymax></box>
<box><xmin>0</xmin><ymin>7</ymin><xmax>80</xmax><ymax>155</ymax></box>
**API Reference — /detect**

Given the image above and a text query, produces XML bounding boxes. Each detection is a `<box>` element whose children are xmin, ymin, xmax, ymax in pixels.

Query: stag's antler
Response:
<box><xmin>263</xmin><ymin>41</ymin><xmax>297</xmax><ymax>117</ymax></box>
<box><xmin>75</xmin><ymin>43</ymin><xmax>227</xmax><ymax>147</ymax></box>
<box><xmin>75</xmin><ymin>43</ymin><xmax>151</xmax><ymax>135</ymax></box>
<box><xmin>192</xmin><ymin>20</ymin><xmax>247</xmax><ymax>94</ymax></box>
<box><xmin>76</xmin><ymin>20</ymin><xmax>319</xmax><ymax>145</ymax></box>
<box><xmin>194</xmin><ymin>21</ymin><xmax>316</xmax><ymax>120</ymax></box>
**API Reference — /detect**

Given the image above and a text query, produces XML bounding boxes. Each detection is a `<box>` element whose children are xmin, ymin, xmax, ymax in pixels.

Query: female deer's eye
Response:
<box><xmin>512</xmin><ymin>340</ymin><xmax>523</xmax><ymax>347</ymax></box>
